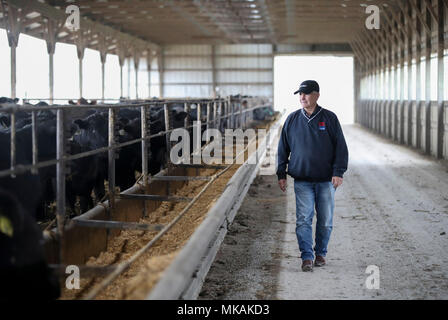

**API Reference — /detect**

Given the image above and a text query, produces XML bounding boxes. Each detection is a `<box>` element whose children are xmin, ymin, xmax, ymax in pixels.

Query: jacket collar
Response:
<box><xmin>301</xmin><ymin>105</ymin><xmax>322</xmax><ymax>122</ymax></box>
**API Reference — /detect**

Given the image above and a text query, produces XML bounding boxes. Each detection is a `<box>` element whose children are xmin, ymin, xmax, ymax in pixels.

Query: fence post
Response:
<box><xmin>56</xmin><ymin>108</ymin><xmax>66</xmax><ymax>263</ymax></box>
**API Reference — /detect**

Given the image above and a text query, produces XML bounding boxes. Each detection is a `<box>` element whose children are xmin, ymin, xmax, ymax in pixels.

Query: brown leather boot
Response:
<box><xmin>314</xmin><ymin>255</ymin><xmax>326</xmax><ymax>267</ymax></box>
<box><xmin>301</xmin><ymin>260</ymin><xmax>313</xmax><ymax>272</ymax></box>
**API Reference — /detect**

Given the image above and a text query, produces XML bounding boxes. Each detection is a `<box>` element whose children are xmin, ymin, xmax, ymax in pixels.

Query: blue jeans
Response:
<box><xmin>293</xmin><ymin>180</ymin><xmax>336</xmax><ymax>261</ymax></box>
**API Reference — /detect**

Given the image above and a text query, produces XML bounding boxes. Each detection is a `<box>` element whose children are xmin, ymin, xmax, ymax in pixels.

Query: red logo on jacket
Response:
<box><xmin>319</xmin><ymin>122</ymin><xmax>326</xmax><ymax>130</ymax></box>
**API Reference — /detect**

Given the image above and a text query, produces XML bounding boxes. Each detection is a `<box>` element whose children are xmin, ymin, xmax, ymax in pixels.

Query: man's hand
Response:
<box><xmin>278</xmin><ymin>179</ymin><xmax>287</xmax><ymax>192</ymax></box>
<box><xmin>331</xmin><ymin>176</ymin><xmax>343</xmax><ymax>189</ymax></box>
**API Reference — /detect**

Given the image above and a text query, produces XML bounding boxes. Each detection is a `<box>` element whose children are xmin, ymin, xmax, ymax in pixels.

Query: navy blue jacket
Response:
<box><xmin>276</xmin><ymin>105</ymin><xmax>348</xmax><ymax>182</ymax></box>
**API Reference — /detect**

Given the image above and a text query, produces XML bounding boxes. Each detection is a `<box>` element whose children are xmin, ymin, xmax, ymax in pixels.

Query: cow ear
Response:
<box><xmin>0</xmin><ymin>116</ymin><xmax>10</xmax><ymax>127</ymax></box>
<box><xmin>0</xmin><ymin>214</ymin><xmax>14</xmax><ymax>238</ymax></box>
<box><xmin>74</xmin><ymin>119</ymin><xmax>88</xmax><ymax>129</ymax></box>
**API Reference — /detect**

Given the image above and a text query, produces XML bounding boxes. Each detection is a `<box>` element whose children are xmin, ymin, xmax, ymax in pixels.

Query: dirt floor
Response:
<box><xmin>60</xmin><ymin>164</ymin><xmax>241</xmax><ymax>300</ymax></box>
<box><xmin>60</xmin><ymin>119</ymin><xmax>276</xmax><ymax>300</ymax></box>
<box><xmin>198</xmin><ymin>173</ymin><xmax>287</xmax><ymax>300</ymax></box>
<box><xmin>199</xmin><ymin>123</ymin><xmax>448</xmax><ymax>300</ymax></box>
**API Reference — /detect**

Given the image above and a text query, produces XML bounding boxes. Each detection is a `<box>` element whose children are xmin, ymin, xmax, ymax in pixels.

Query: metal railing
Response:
<box><xmin>0</xmin><ymin>96</ymin><xmax>271</xmax><ymax>243</ymax></box>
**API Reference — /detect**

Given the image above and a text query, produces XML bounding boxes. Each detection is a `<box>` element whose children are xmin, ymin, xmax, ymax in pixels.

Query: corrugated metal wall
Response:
<box><xmin>154</xmin><ymin>44</ymin><xmax>273</xmax><ymax>98</ymax></box>
<box><xmin>354</xmin><ymin>0</ymin><xmax>448</xmax><ymax>160</ymax></box>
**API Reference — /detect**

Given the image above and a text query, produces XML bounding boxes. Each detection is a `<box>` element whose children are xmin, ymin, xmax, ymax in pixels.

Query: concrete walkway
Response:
<box><xmin>199</xmin><ymin>124</ymin><xmax>448</xmax><ymax>300</ymax></box>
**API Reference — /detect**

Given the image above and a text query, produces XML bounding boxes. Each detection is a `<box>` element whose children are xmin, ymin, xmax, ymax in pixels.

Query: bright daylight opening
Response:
<box><xmin>274</xmin><ymin>55</ymin><xmax>354</xmax><ymax>124</ymax></box>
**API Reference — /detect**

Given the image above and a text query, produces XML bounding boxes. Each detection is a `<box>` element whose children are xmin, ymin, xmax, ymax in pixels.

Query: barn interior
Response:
<box><xmin>1</xmin><ymin>0</ymin><xmax>448</xmax><ymax>301</ymax></box>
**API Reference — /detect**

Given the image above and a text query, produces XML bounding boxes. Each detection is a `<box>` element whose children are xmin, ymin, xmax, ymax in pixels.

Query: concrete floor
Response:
<box><xmin>199</xmin><ymin>124</ymin><xmax>448</xmax><ymax>300</ymax></box>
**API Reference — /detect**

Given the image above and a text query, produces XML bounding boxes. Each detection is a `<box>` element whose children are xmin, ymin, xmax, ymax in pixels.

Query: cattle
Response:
<box><xmin>0</xmin><ymin>100</ymin><xmax>55</xmax><ymax>130</ymax></box>
<box><xmin>117</xmin><ymin>104</ymin><xmax>189</xmax><ymax>181</ymax></box>
<box><xmin>0</xmin><ymin>100</ymin><xmax>193</xmax><ymax>222</ymax></box>
<box><xmin>253</xmin><ymin>105</ymin><xmax>278</xmax><ymax>121</ymax></box>
<box><xmin>66</xmin><ymin>104</ymin><xmax>184</xmax><ymax>208</ymax></box>
<box><xmin>0</xmin><ymin>117</ymin><xmax>59</xmax><ymax>221</ymax></box>
<box><xmin>0</xmin><ymin>104</ymin><xmax>88</xmax><ymax>220</ymax></box>
<box><xmin>0</xmin><ymin>97</ymin><xmax>19</xmax><ymax>104</ymax></box>
<box><xmin>68</xmin><ymin>98</ymin><xmax>97</xmax><ymax>106</ymax></box>
<box><xmin>0</xmin><ymin>187</ymin><xmax>60</xmax><ymax>300</ymax></box>
<box><xmin>68</xmin><ymin>112</ymin><xmax>109</xmax><ymax>213</ymax></box>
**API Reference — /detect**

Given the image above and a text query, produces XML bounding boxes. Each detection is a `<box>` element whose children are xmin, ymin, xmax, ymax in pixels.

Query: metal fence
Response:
<box><xmin>0</xmin><ymin>96</ymin><xmax>271</xmax><ymax>240</ymax></box>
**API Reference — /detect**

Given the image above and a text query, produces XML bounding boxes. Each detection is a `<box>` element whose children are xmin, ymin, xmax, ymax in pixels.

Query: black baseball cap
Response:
<box><xmin>294</xmin><ymin>80</ymin><xmax>320</xmax><ymax>95</ymax></box>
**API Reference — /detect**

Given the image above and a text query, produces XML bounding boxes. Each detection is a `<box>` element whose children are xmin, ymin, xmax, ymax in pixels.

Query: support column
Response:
<box><xmin>75</xmin><ymin>32</ymin><xmax>85</xmax><ymax>100</ymax></box>
<box><xmin>211</xmin><ymin>45</ymin><xmax>217</xmax><ymax>98</ymax></box>
<box><xmin>157</xmin><ymin>49</ymin><xmax>164</xmax><ymax>98</ymax></box>
<box><xmin>399</xmin><ymin>19</ymin><xmax>405</xmax><ymax>144</ymax></box>
<box><xmin>2</xmin><ymin>4</ymin><xmax>22</xmax><ymax>99</ymax></box>
<box><xmin>45</xmin><ymin>19</ymin><xmax>61</xmax><ymax>105</ymax></box>
<box><xmin>48</xmin><ymin>48</ymin><xmax>55</xmax><ymax>104</ymax></box>
<box><xmin>385</xmin><ymin>28</ymin><xmax>392</xmax><ymax>138</ymax></box>
<box><xmin>353</xmin><ymin>58</ymin><xmax>361</xmax><ymax>125</ymax></box>
<box><xmin>133</xmin><ymin>50</ymin><xmax>141</xmax><ymax>100</ymax></box>
<box><xmin>385</xmin><ymin>24</ymin><xmax>393</xmax><ymax>139</ymax></box>
<box><xmin>436</xmin><ymin>0</ymin><xmax>444</xmax><ymax>159</ymax></box>
<box><xmin>78</xmin><ymin>51</ymin><xmax>84</xmax><ymax>99</ymax></box>
<box><xmin>424</xmin><ymin>0</ymin><xmax>432</xmax><ymax>155</ymax></box>
<box><xmin>117</xmin><ymin>45</ymin><xmax>127</xmax><ymax>99</ymax></box>
<box><xmin>100</xmin><ymin>51</ymin><xmax>107</xmax><ymax>102</ymax></box>
<box><xmin>11</xmin><ymin>44</ymin><xmax>17</xmax><ymax>99</ymax></box>
<box><xmin>127</xmin><ymin>58</ymin><xmax>131</xmax><ymax>99</ymax></box>
<box><xmin>415</xmin><ymin>0</ymin><xmax>423</xmax><ymax>149</ymax></box>
<box><xmin>99</xmin><ymin>36</ymin><xmax>108</xmax><ymax>103</ymax></box>
<box><xmin>146</xmin><ymin>50</ymin><xmax>152</xmax><ymax>98</ymax></box>
<box><xmin>393</xmin><ymin>38</ymin><xmax>398</xmax><ymax>140</ymax></box>
<box><xmin>406</xmin><ymin>5</ymin><xmax>413</xmax><ymax>146</ymax></box>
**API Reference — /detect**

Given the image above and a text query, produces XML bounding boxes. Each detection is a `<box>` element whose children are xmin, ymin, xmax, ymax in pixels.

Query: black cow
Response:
<box><xmin>68</xmin><ymin>112</ymin><xmax>109</xmax><ymax>213</ymax></box>
<box><xmin>0</xmin><ymin>116</ymin><xmax>61</xmax><ymax>221</ymax></box>
<box><xmin>0</xmin><ymin>97</ymin><xmax>19</xmax><ymax>104</ymax></box>
<box><xmin>116</xmin><ymin>105</ymin><xmax>188</xmax><ymax>186</ymax></box>
<box><xmin>0</xmin><ymin>102</ymin><xmax>189</xmax><ymax>220</ymax></box>
<box><xmin>0</xmin><ymin>187</ymin><xmax>60</xmax><ymax>300</ymax></box>
<box><xmin>253</xmin><ymin>105</ymin><xmax>278</xmax><ymax>121</ymax></box>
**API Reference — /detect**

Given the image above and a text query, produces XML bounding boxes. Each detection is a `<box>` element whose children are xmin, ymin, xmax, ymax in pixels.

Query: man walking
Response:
<box><xmin>276</xmin><ymin>80</ymin><xmax>348</xmax><ymax>272</ymax></box>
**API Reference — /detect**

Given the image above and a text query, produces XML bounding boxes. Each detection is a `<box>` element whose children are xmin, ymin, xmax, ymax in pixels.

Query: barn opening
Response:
<box><xmin>274</xmin><ymin>55</ymin><xmax>355</xmax><ymax>124</ymax></box>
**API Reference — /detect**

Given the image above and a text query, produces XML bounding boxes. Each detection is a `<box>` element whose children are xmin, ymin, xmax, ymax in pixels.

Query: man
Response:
<box><xmin>276</xmin><ymin>80</ymin><xmax>348</xmax><ymax>272</ymax></box>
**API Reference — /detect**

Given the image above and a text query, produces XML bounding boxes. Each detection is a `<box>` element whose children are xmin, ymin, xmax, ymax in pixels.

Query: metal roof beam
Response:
<box><xmin>6</xmin><ymin>0</ymin><xmax>159</xmax><ymax>51</ymax></box>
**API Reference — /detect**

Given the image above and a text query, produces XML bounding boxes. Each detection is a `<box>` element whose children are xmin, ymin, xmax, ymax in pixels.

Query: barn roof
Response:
<box><xmin>0</xmin><ymin>0</ymin><xmax>399</xmax><ymax>57</ymax></box>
